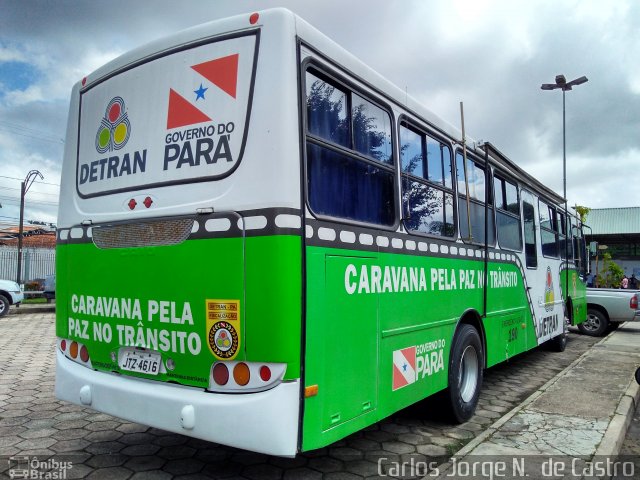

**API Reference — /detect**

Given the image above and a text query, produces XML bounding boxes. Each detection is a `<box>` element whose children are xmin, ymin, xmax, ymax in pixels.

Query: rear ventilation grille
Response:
<box><xmin>92</xmin><ymin>218</ymin><xmax>193</xmax><ymax>249</ymax></box>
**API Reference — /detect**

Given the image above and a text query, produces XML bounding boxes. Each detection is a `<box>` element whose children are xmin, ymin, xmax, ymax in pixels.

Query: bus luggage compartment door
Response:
<box><xmin>305</xmin><ymin>253</ymin><xmax>379</xmax><ymax>433</ymax></box>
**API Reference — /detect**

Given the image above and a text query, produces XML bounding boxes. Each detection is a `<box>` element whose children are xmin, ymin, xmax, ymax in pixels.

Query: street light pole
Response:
<box><xmin>16</xmin><ymin>170</ymin><xmax>44</xmax><ymax>285</ymax></box>
<box><xmin>540</xmin><ymin>74</ymin><xmax>588</xmax><ymax>304</ymax></box>
<box><xmin>562</xmin><ymin>88</ymin><xmax>566</xmax><ymax>210</ymax></box>
<box><xmin>541</xmin><ymin>74</ymin><xmax>588</xmax><ymax>207</ymax></box>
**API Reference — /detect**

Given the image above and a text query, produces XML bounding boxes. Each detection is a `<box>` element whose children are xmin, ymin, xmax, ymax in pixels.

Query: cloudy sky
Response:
<box><xmin>1</xmin><ymin>0</ymin><xmax>638</xmax><ymax>227</ymax></box>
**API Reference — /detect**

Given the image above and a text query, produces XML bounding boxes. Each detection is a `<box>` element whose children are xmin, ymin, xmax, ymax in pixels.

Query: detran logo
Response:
<box><xmin>95</xmin><ymin>97</ymin><xmax>131</xmax><ymax>153</ymax></box>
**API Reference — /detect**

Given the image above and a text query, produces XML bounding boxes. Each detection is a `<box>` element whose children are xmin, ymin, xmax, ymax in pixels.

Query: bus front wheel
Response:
<box><xmin>447</xmin><ymin>324</ymin><xmax>483</xmax><ymax>423</ymax></box>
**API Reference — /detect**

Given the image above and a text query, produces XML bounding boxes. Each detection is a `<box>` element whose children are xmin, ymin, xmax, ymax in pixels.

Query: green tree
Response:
<box><xmin>574</xmin><ymin>205</ymin><xmax>590</xmax><ymax>223</ymax></box>
<box><xmin>596</xmin><ymin>251</ymin><xmax>624</xmax><ymax>288</ymax></box>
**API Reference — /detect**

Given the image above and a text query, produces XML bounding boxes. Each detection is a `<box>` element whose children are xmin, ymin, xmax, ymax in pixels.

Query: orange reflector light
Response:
<box><xmin>249</xmin><ymin>12</ymin><xmax>259</xmax><ymax>24</ymax></box>
<box><xmin>212</xmin><ymin>362</ymin><xmax>229</xmax><ymax>385</ymax></box>
<box><xmin>305</xmin><ymin>385</ymin><xmax>319</xmax><ymax>398</ymax></box>
<box><xmin>69</xmin><ymin>341</ymin><xmax>79</xmax><ymax>359</ymax></box>
<box><xmin>80</xmin><ymin>345</ymin><xmax>89</xmax><ymax>363</ymax></box>
<box><xmin>233</xmin><ymin>362</ymin><xmax>250</xmax><ymax>386</ymax></box>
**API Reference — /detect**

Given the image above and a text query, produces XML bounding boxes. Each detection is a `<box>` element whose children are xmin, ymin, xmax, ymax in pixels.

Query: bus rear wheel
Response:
<box><xmin>447</xmin><ymin>324</ymin><xmax>483</xmax><ymax>423</ymax></box>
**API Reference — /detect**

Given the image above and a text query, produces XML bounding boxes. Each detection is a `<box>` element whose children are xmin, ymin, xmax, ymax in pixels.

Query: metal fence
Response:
<box><xmin>0</xmin><ymin>247</ymin><xmax>55</xmax><ymax>283</ymax></box>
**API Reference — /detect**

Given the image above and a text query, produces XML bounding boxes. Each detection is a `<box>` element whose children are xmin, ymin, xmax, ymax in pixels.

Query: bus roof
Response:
<box><xmin>79</xmin><ymin>7</ymin><xmax>564</xmax><ymax>208</ymax></box>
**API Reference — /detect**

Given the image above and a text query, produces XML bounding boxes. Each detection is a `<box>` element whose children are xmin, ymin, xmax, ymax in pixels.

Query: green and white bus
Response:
<box><xmin>56</xmin><ymin>8</ymin><xmax>588</xmax><ymax>457</ymax></box>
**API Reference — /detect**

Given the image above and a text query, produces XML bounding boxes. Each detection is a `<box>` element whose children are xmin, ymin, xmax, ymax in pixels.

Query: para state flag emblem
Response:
<box><xmin>166</xmin><ymin>53</ymin><xmax>240</xmax><ymax>130</ymax></box>
<box><xmin>392</xmin><ymin>346</ymin><xmax>416</xmax><ymax>391</ymax></box>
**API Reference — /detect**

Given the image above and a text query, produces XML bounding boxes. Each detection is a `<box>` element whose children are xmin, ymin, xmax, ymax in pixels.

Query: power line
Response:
<box><xmin>0</xmin><ymin>128</ymin><xmax>65</xmax><ymax>145</ymax></box>
<box><xmin>0</xmin><ymin>175</ymin><xmax>60</xmax><ymax>186</ymax></box>
<box><xmin>0</xmin><ymin>120</ymin><xmax>64</xmax><ymax>144</ymax></box>
<box><xmin>0</xmin><ymin>185</ymin><xmax>59</xmax><ymax>197</ymax></box>
<box><xmin>0</xmin><ymin>196</ymin><xmax>59</xmax><ymax>207</ymax></box>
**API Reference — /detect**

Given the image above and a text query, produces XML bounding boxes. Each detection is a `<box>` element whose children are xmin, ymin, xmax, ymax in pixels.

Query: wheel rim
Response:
<box><xmin>459</xmin><ymin>345</ymin><xmax>479</xmax><ymax>403</ymax></box>
<box><xmin>583</xmin><ymin>313</ymin><xmax>601</xmax><ymax>332</ymax></box>
<box><xmin>0</xmin><ymin>302</ymin><xmax>5</xmax><ymax>314</ymax></box>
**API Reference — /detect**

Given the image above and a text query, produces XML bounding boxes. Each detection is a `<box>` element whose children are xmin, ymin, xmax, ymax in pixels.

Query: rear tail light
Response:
<box><xmin>208</xmin><ymin>361</ymin><xmax>286</xmax><ymax>393</ymax></box>
<box><xmin>80</xmin><ymin>345</ymin><xmax>90</xmax><ymax>363</ymax></box>
<box><xmin>212</xmin><ymin>362</ymin><xmax>229</xmax><ymax>386</ymax></box>
<box><xmin>58</xmin><ymin>338</ymin><xmax>92</xmax><ymax>368</ymax></box>
<box><xmin>259</xmin><ymin>365</ymin><xmax>271</xmax><ymax>382</ymax></box>
<box><xmin>631</xmin><ymin>295</ymin><xmax>638</xmax><ymax>310</ymax></box>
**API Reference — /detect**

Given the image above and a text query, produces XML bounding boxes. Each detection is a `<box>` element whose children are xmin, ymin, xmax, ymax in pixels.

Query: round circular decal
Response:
<box><xmin>208</xmin><ymin>321</ymin><xmax>238</xmax><ymax>359</ymax></box>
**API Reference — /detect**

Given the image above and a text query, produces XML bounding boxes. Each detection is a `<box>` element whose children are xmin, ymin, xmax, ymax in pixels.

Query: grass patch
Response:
<box><xmin>22</xmin><ymin>297</ymin><xmax>49</xmax><ymax>304</ymax></box>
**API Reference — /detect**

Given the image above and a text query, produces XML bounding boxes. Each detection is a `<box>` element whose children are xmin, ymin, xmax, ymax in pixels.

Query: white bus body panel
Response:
<box><xmin>59</xmin><ymin>8</ymin><xmax>300</xmax><ymax>229</ymax></box>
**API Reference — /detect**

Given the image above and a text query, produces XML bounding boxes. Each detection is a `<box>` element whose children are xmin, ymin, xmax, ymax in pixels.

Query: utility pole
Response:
<box><xmin>16</xmin><ymin>170</ymin><xmax>44</xmax><ymax>285</ymax></box>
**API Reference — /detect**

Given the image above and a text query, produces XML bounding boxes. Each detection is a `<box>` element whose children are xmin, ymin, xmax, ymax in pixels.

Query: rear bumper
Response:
<box><xmin>611</xmin><ymin>311</ymin><xmax>640</xmax><ymax>323</ymax></box>
<box><xmin>11</xmin><ymin>292</ymin><xmax>24</xmax><ymax>304</ymax></box>
<box><xmin>55</xmin><ymin>350</ymin><xmax>300</xmax><ymax>456</ymax></box>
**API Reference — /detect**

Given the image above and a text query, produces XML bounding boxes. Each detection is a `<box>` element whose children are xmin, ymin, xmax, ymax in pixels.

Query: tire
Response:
<box><xmin>548</xmin><ymin>316</ymin><xmax>569</xmax><ymax>352</ymax></box>
<box><xmin>578</xmin><ymin>308</ymin><xmax>609</xmax><ymax>337</ymax></box>
<box><xmin>446</xmin><ymin>324</ymin><xmax>483</xmax><ymax>423</ymax></box>
<box><xmin>0</xmin><ymin>294</ymin><xmax>9</xmax><ymax>318</ymax></box>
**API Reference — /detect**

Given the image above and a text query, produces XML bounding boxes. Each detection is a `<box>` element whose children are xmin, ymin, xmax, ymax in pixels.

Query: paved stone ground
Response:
<box><xmin>0</xmin><ymin>313</ymin><xmax>600</xmax><ymax>480</ymax></box>
<box><xmin>614</xmin><ymin>397</ymin><xmax>640</xmax><ymax>480</ymax></box>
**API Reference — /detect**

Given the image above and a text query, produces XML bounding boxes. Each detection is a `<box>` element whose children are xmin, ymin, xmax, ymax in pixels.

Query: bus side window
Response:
<box><xmin>572</xmin><ymin>218</ymin><xmax>581</xmax><ymax>268</ymax></box>
<box><xmin>522</xmin><ymin>193</ymin><xmax>537</xmax><ymax>268</ymax></box>
<box><xmin>305</xmin><ymin>69</ymin><xmax>396</xmax><ymax>226</ymax></box>
<box><xmin>494</xmin><ymin>175</ymin><xmax>522</xmax><ymax>251</ymax></box>
<box><xmin>456</xmin><ymin>152</ymin><xmax>495</xmax><ymax>245</ymax></box>
<box><xmin>306</xmin><ymin>71</ymin><xmax>350</xmax><ymax>148</ymax></box>
<box><xmin>574</xmin><ymin>225</ymin><xmax>588</xmax><ymax>275</ymax></box>
<box><xmin>539</xmin><ymin>200</ymin><xmax>558</xmax><ymax>258</ymax></box>
<box><xmin>400</xmin><ymin>124</ymin><xmax>455</xmax><ymax>237</ymax></box>
<box><xmin>352</xmin><ymin>93</ymin><xmax>392</xmax><ymax>164</ymax></box>
<box><xmin>557</xmin><ymin>211</ymin><xmax>567</xmax><ymax>259</ymax></box>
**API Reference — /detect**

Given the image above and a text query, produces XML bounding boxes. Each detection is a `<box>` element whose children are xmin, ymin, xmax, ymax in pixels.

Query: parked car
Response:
<box><xmin>44</xmin><ymin>274</ymin><xmax>56</xmax><ymax>302</ymax></box>
<box><xmin>581</xmin><ymin>288</ymin><xmax>640</xmax><ymax>336</ymax></box>
<box><xmin>0</xmin><ymin>279</ymin><xmax>25</xmax><ymax>317</ymax></box>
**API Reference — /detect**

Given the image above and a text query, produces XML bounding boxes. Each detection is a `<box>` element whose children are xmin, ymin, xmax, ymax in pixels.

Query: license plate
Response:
<box><xmin>119</xmin><ymin>349</ymin><xmax>161</xmax><ymax>375</ymax></box>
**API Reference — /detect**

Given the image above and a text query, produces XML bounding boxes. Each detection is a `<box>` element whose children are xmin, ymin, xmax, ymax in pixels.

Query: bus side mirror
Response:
<box><xmin>589</xmin><ymin>241</ymin><xmax>598</xmax><ymax>255</ymax></box>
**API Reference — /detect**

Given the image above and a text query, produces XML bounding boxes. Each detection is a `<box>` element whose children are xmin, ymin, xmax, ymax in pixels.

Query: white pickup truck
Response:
<box><xmin>581</xmin><ymin>288</ymin><xmax>640</xmax><ymax>336</ymax></box>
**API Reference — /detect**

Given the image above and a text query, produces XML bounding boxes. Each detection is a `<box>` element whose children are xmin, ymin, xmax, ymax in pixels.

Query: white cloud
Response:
<box><xmin>0</xmin><ymin>45</ymin><xmax>26</xmax><ymax>63</ymax></box>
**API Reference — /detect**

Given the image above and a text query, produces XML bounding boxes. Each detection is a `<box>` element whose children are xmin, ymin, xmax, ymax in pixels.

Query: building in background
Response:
<box><xmin>0</xmin><ymin>225</ymin><xmax>56</xmax><ymax>282</ymax></box>
<box><xmin>584</xmin><ymin>207</ymin><xmax>640</xmax><ymax>278</ymax></box>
